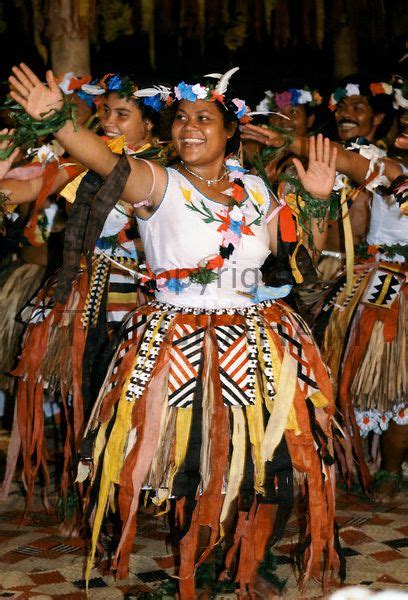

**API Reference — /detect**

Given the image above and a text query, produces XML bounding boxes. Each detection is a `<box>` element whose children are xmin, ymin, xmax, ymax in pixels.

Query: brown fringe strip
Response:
<box><xmin>176</xmin><ymin>323</ymin><xmax>230</xmax><ymax>599</ymax></box>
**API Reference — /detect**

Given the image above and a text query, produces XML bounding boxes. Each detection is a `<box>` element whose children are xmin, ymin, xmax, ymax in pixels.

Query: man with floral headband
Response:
<box><xmin>242</xmin><ymin>76</ymin><xmax>407</xmax><ymax>500</ymax></box>
<box><xmin>314</xmin><ymin>76</ymin><xmax>408</xmax><ymax>501</ymax></box>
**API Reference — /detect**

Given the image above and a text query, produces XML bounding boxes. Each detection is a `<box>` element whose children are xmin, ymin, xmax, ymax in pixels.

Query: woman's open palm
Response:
<box><xmin>292</xmin><ymin>134</ymin><xmax>337</xmax><ymax>200</ymax></box>
<box><xmin>9</xmin><ymin>63</ymin><xmax>63</xmax><ymax>120</ymax></box>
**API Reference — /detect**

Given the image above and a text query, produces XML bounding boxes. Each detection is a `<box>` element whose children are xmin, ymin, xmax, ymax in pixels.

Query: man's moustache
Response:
<box><xmin>338</xmin><ymin>120</ymin><xmax>359</xmax><ymax>126</ymax></box>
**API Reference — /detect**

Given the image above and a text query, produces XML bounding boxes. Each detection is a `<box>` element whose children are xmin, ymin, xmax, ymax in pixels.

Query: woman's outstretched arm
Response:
<box><xmin>241</xmin><ymin>123</ymin><xmax>402</xmax><ymax>185</ymax></box>
<box><xmin>8</xmin><ymin>64</ymin><xmax>167</xmax><ymax>210</ymax></box>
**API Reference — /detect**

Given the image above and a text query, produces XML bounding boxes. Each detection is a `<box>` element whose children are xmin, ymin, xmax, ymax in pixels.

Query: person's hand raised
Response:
<box><xmin>9</xmin><ymin>63</ymin><xmax>63</xmax><ymax>120</ymax></box>
<box><xmin>292</xmin><ymin>134</ymin><xmax>337</xmax><ymax>200</ymax></box>
<box><xmin>240</xmin><ymin>123</ymin><xmax>287</xmax><ymax>148</ymax></box>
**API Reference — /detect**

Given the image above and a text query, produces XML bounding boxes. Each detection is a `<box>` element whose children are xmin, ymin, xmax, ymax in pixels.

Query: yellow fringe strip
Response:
<box><xmin>220</xmin><ymin>407</ymin><xmax>246</xmax><ymax>535</ymax></box>
<box><xmin>85</xmin><ymin>314</ymin><xmax>167</xmax><ymax>589</ymax></box>
<box><xmin>261</xmin><ymin>349</ymin><xmax>297</xmax><ymax>462</ymax></box>
<box><xmin>340</xmin><ymin>187</ymin><xmax>354</xmax><ymax>294</ymax></box>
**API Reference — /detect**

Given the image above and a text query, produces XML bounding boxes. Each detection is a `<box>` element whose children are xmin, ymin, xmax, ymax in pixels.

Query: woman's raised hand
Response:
<box><xmin>9</xmin><ymin>64</ymin><xmax>63</xmax><ymax>120</ymax></box>
<box><xmin>0</xmin><ymin>129</ymin><xmax>20</xmax><ymax>180</ymax></box>
<box><xmin>292</xmin><ymin>134</ymin><xmax>337</xmax><ymax>200</ymax></box>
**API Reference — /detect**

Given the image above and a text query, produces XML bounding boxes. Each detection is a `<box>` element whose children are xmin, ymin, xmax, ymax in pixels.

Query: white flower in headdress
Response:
<box><xmin>382</xmin><ymin>83</ymin><xmax>393</xmax><ymax>95</ymax></box>
<box><xmin>373</xmin><ymin>411</ymin><xmax>392</xmax><ymax>434</ymax></box>
<box><xmin>298</xmin><ymin>89</ymin><xmax>313</xmax><ymax>104</ymax></box>
<box><xmin>393</xmin><ymin>88</ymin><xmax>408</xmax><ymax>110</ymax></box>
<box><xmin>345</xmin><ymin>83</ymin><xmax>361</xmax><ymax>97</ymax></box>
<box><xmin>191</xmin><ymin>84</ymin><xmax>208</xmax><ymax>100</ymax></box>
<box><xmin>255</xmin><ymin>97</ymin><xmax>270</xmax><ymax>113</ymax></box>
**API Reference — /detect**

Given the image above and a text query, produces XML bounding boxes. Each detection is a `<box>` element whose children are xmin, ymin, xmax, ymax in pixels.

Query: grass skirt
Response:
<box><xmin>315</xmin><ymin>261</ymin><xmax>407</xmax><ymax>490</ymax></box>
<box><xmin>0</xmin><ymin>255</ymin><xmax>139</xmax><ymax>508</ymax></box>
<box><xmin>80</xmin><ymin>298</ymin><xmax>341</xmax><ymax>596</ymax></box>
<box><xmin>0</xmin><ymin>261</ymin><xmax>45</xmax><ymax>390</ymax></box>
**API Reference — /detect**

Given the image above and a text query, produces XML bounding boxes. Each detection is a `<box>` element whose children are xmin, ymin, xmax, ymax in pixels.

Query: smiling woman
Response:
<box><xmin>7</xmin><ymin>63</ymin><xmax>342</xmax><ymax>598</ymax></box>
<box><xmin>100</xmin><ymin>90</ymin><xmax>157</xmax><ymax>146</ymax></box>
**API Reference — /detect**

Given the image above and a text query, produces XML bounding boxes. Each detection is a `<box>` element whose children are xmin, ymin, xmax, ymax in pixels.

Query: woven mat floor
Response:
<box><xmin>0</xmin><ymin>433</ymin><xmax>407</xmax><ymax>599</ymax></box>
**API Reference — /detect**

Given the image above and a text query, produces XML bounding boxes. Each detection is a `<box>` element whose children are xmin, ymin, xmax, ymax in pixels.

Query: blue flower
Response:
<box><xmin>175</xmin><ymin>82</ymin><xmax>198</xmax><ymax>102</ymax></box>
<box><xmin>76</xmin><ymin>89</ymin><xmax>94</xmax><ymax>108</ymax></box>
<box><xmin>232</xmin><ymin>98</ymin><xmax>247</xmax><ymax>119</ymax></box>
<box><xmin>143</xmin><ymin>94</ymin><xmax>163</xmax><ymax>112</ymax></box>
<box><xmin>229</xmin><ymin>219</ymin><xmax>243</xmax><ymax>235</ymax></box>
<box><xmin>165</xmin><ymin>278</ymin><xmax>189</xmax><ymax>293</ymax></box>
<box><xmin>288</xmin><ymin>88</ymin><xmax>301</xmax><ymax>105</ymax></box>
<box><xmin>106</xmin><ymin>75</ymin><xmax>123</xmax><ymax>91</ymax></box>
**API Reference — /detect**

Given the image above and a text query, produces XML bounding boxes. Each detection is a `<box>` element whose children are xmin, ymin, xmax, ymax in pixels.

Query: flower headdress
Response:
<box><xmin>81</xmin><ymin>74</ymin><xmax>171</xmax><ymax>112</ymax></box>
<box><xmin>56</xmin><ymin>72</ymin><xmax>92</xmax><ymax>95</ymax></box>
<box><xmin>256</xmin><ymin>87</ymin><xmax>322</xmax><ymax>113</ymax></box>
<box><xmin>328</xmin><ymin>82</ymin><xmax>394</xmax><ymax>111</ymax></box>
<box><xmin>172</xmin><ymin>67</ymin><xmax>252</xmax><ymax>123</ymax></box>
<box><xmin>56</xmin><ymin>72</ymin><xmax>94</xmax><ymax>107</ymax></box>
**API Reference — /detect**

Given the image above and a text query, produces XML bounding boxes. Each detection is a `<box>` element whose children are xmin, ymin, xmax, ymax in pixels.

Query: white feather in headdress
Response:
<box><xmin>214</xmin><ymin>67</ymin><xmax>240</xmax><ymax>94</ymax></box>
<box><xmin>80</xmin><ymin>83</ymin><xmax>106</xmax><ymax>95</ymax></box>
<box><xmin>133</xmin><ymin>85</ymin><xmax>172</xmax><ymax>101</ymax></box>
<box><xmin>248</xmin><ymin>110</ymin><xmax>290</xmax><ymax>120</ymax></box>
<box><xmin>204</xmin><ymin>67</ymin><xmax>240</xmax><ymax>95</ymax></box>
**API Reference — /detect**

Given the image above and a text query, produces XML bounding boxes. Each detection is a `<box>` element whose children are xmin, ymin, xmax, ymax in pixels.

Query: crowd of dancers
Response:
<box><xmin>0</xmin><ymin>62</ymin><xmax>406</xmax><ymax>598</ymax></box>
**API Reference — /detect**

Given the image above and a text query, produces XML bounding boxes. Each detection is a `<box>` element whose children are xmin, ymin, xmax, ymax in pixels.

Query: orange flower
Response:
<box><xmin>68</xmin><ymin>75</ymin><xmax>91</xmax><ymax>91</ymax></box>
<box><xmin>206</xmin><ymin>255</ymin><xmax>224</xmax><ymax>270</ymax></box>
<box><xmin>231</xmin><ymin>183</ymin><xmax>246</xmax><ymax>203</ymax></box>
<box><xmin>367</xmin><ymin>245</ymin><xmax>378</xmax><ymax>256</ymax></box>
<box><xmin>369</xmin><ymin>82</ymin><xmax>385</xmax><ymax>95</ymax></box>
<box><xmin>210</xmin><ymin>90</ymin><xmax>225</xmax><ymax>103</ymax></box>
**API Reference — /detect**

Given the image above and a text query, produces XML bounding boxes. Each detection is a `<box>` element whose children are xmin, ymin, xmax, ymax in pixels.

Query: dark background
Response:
<box><xmin>0</xmin><ymin>0</ymin><xmax>407</xmax><ymax>106</ymax></box>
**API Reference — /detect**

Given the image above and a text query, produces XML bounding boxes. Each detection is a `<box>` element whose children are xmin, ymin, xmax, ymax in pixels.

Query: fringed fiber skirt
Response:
<box><xmin>0</xmin><ymin>261</ymin><xmax>45</xmax><ymax>391</ymax></box>
<box><xmin>79</xmin><ymin>298</ymin><xmax>342</xmax><ymax>596</ymax></box>
<box><xmin>315</xmin><ymin>261</ymin><xmax>407</xmax><ymax>490</ymax></box>
<box><xmin>0</xmin><ymin>254</ymin><xmax>139</xmax><ymax>507</ymax></box>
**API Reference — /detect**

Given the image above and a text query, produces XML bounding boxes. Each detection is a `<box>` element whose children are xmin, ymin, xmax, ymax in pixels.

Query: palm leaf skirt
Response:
<box><xmin>316</xmin><ymin>263</ymin><xmax>407</xmax><ymax>492</ymax></box>
<box><xmin>80</xmin><ymin>299</ymin><xmax>341</xmax><ymax>596</ymax></box>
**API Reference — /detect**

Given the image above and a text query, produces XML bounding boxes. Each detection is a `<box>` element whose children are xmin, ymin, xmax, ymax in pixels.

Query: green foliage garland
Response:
<box><xmin>279</xmin><ymin>172</ymin><xmax>339</xmax><ymax>250</ymax></box>
<box><xmin>0</xmin><ymin>96</ymin><xmax>78</xmax><ymax>159</ymax></box>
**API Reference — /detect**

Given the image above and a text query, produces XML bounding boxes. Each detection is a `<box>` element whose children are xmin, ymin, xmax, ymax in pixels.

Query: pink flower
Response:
<box><xmin>221</xmin><ymin>229</ymin><xmax>241</xmax><ymax>247</ymax></box>
<box><xmin>275</xmin><ymin>91</ymin><xmax>292</xmax><ymax>110</ymax></box>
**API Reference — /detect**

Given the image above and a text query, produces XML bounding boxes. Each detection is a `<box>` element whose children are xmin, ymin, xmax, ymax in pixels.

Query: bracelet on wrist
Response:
<box><xmin>0</xmin><ymin>95</ymin><xmax>78</xmax><ymax>160</ymax></box>
<box><xmin>279</xmin><ymin>172</ymin><xmax>339</xmax><ymax>250</ymax></box>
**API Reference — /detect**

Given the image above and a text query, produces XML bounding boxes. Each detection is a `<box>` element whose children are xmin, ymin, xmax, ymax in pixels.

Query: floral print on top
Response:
<box><xmin>137</xmin><ymin>167</ymin><xmax>274</xmax><ymax>309</ymax></box>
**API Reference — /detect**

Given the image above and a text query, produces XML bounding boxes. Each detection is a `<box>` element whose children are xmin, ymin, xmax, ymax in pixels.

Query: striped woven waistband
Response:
<box><xmin>147</xmin><ymin>298</ymin><xmax>277</xmax><ymax>316</ymax></box>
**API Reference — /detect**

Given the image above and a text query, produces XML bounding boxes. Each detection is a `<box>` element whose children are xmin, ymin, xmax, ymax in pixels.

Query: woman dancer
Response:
<box><xmin>8</xmin><ymin>63</ymin><xmax>340</xmax><ymax>597</ymax></box>
<box><xmin>0</xmin><ymin>75</ymin><xmax>164</xmax><ymax>522</ymax></box>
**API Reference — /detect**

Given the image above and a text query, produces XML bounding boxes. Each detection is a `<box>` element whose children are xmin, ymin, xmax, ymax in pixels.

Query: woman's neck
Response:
<box><xmin>180</xmin><ymin>157</ymin><xmax>227</xmax><ymax>184</ymax></box>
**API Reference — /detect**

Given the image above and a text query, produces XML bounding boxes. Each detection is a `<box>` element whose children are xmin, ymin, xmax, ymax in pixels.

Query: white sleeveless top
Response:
<box><xmin>95</xmin><ymin>201</ymin><xmax>137</xmax><ymax>260</ymax></box>
<box><xmin>137</xmin><ymin>168</ymin><xmax>271</xmax><ymax>309</ymax></box>
<box><xmin>367</xmin><ymin>191</ymin><xmax>408</xmax><ymax>260</ymax></box>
